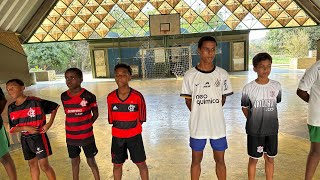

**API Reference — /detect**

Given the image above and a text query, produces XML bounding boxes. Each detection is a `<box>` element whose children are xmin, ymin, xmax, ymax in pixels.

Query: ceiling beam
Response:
<box><xmin>5</xmin><ymin>0</ymin><xmax>29</xmax><ymax>31</ymax></box>
<box><xmin>19</xmin><ymin>0</ymin><xmax>58</xmax><ymax>43</ymax></box>
<box><xmin>295</xmin><ymin>0</ymin><xmax>320</xmax><ymax>24</ymax></box>
<box><xmin>0</xmin><ymin>0</ymin><xmax>18</xmax><ymax>26</ymax></box>
<box><xmin>12</xmin><ymin>0</ymin><xmax>39</xmax><ymax>32</ymax></box>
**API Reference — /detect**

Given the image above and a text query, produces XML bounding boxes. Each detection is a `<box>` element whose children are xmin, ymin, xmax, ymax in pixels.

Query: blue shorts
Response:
<box><xmin>190</xmin><ymin>137</ymin><xmax>228</xmax><ymax>151</ymax></box>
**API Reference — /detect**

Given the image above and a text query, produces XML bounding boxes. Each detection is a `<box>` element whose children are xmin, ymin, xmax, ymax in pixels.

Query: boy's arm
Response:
<box><xmin>41</xmin><ymin>108</ymin><xmax>59</xmax><ymax>133</ymax></box>
<box><xmin>90</xmin><ymin>94</ymin><xmax>99</xmax><ymax>123</ymax></box>
<box><xmin>91</xmin><ymin>107</ymin><xmax>99</xmax><ymax>123</ymax></box>
<box><xmin>242</xmin><ymin>107</ymin><xmax>249</xmax><ymax>119</ymax></box>
<box><xmin>40</xmin><ymin>99</ymin><xmax>60</xmax><ymax>133</ymax></box>
<box><xmin>137</xmin><ymin>93</ymin><xmax>146</xmax><ymax>124</ymax></box>
<box><xmin>11</xmin><ymin>126</ymin><xmax>39</xmax><ymax>134</ymax></box>
<box><xmin>296</xmin><ymin>89</ymin><xmax>309</xmax><ymax>103</ymax></box>
<box><xmin>185</xmin><ymin>98</ymin><xmax>192</xmax><ymax>111</ymax></box>
<box><xmin>107</xmin><ymin>96</ymin><xmax>113</xmax><ymax>124</ymax></box>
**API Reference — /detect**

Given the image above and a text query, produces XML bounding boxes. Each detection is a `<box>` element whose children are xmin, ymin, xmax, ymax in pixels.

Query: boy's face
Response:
<box><xmin>6</xmin><ymin>82</ymin><xmax>25</xmax><ymax>99</ymax></box>
<box><xmin>115</xmin><ymin>67</ymin><xmax>131</xmax><ymax>88</ymax></box>
<box><xmin>254</xmin><ymin>60</ymin><xmax>272</xmax><ymax>78</ymax></box>
<box><xmin>65</xmin><ymin>71</ymin><xmax>82</xmax><ymax>90</ymax></box>
<box><xmin>198</xmin><ymin>41</ymin><xmax>216</xmax><ymax>64</ymax></box>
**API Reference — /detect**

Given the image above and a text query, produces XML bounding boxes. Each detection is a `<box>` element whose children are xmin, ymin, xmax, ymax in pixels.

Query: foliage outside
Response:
<box><xmin>23</xmin><ymin>41</ymin><xmax>91</xmax><ymax>74</ymax></box>
<box><xmin>250</xmin><ymin>26</ymin><xmax>320</xmax><ymax>64</ymax></box>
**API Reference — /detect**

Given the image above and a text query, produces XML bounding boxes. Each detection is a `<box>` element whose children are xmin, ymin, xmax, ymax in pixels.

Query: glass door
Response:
<box><xmin>93</xmin><ymin>50</ymin><xmax>109</xmax><ymax>77</ymax></box>
<box><xmin>232</xmin><ymin>42</ymin><xmax>245</xmax><ymax>71</ymax></box>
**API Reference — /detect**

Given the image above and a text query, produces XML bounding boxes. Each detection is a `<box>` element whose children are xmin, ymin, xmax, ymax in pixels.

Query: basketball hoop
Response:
<box><xmin>161</xmin><ymin>30</ymin><xmax>170</xmax><ymax>35</ymax></box>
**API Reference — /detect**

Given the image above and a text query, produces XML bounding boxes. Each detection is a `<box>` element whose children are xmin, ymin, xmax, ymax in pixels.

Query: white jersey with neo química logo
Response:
<box><xmin>298</xmin><ymin>61</ymin><xmax>320</xmax><ymax>126</ymax></box>
<box><xmin>180</xmin><ymin>66</ymin><xmax>233</xmax><ymax>139</ymax></box>
<box><xmin>241</xmin><ymin>80</ymin><xmax>281</xmax><ymax>136</ymax></box>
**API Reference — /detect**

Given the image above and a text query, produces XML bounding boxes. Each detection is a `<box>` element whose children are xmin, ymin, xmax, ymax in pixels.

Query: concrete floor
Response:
<box><xmin>0</xmin><ymin>66</ymin><xmax>319</xmax><ymax>180</ymax></box>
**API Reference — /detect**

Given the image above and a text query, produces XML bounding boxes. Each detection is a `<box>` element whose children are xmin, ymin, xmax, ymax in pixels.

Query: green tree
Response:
<box><xmin>264</xmin><ymin>29</ymin><xmax>287</xmax><ymax>54</ymax></box>
<box><xmin>283</xmin><ymin>29</ymin><xmax>310</xmax><ymax>58</ymax></box>
<box><xmin>24</xmin><ymin>42</ymin><xmax>75</xmax><ymax>73</ymax></box>
<box><xmin>264</xmin><ymin>28</ymin><xmax>312</xmax><ymax>57</ymax></box>
<box><xmin>303</xmin><ymin>26</ymin><xmax>320</xmax><ymax>50</ymax></box>
<box><xmin>70</xmin><ymin>41</ymin><xmax>91</xmax><ymax>71</ymax></box>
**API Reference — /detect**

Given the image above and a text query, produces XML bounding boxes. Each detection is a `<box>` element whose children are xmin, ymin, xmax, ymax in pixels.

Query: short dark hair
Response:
<box><xmin>6</xmin><ymin>79</ymin><xmax>24</xmax><ymax>86</ymax></box>
<box><xmin>65</xmin><ymin>68</ymin><xmax>83</xmax><ymax>79</ymax></box>
<box><xmin>114</xmin><ymin>63</ymin><xmax>132</xmax><ymax>75</ymax></box>
<box><xmin>198</xmin><ymin>36</ymin><xmax>217</xmax><ymax>48</ymax></box>
<box><xmin>252</xmin><ymin>52</ymin><xmax>272</xmax><ymax>67</ymax></box>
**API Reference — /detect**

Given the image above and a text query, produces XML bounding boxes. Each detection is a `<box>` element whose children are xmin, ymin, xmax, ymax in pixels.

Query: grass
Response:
<box><xmin>248</xmin><ymin>55</ymin><xmax>291</xmax><ymax>64</ymax></box>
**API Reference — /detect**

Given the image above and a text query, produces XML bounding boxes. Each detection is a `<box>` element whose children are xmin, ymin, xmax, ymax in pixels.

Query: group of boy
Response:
<box><xmin>180</xmin><ymin>36</ymin><xmax>320</xmax><ymax>180</ymax></box>
<box><xmin>1</xmin><ymin>63</ymin><xmax>148</xmax><ymax>180</ymax></box>
<box><xmin>0</xmin><ymin>35</ymin><xmax>320</xmax><ymax>180</ymax></box>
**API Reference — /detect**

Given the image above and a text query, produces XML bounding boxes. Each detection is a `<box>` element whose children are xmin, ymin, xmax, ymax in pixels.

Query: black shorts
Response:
<box><xmin>111</xmin><ymin>134</ymin><xmax>146</xmax><ymax>164</ymax></box>
<box><xmin>247</xmin><ymin>134</ymin><xmax>278</xmax><ymax>159</ymax></box>
<box><xmin>67</xmin><ymin>142</ymin><xmax>98</xmax><ymax>158</ymax></box>
<box><xmin>21</xmin><ymin>133</ymin><xmax>52</xmax><ymax>160</ymax></box>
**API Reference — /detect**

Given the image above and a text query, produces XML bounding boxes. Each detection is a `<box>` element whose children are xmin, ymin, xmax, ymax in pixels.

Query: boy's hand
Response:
<box><xmin>24</xmin><ymin>126</ymin><xmax>39</xmax><ymax>134</ymax></box>
<box><xmin>40</xmin><ymin>124</ymin><xmax>51</xmax><ymax>133</ymax></box>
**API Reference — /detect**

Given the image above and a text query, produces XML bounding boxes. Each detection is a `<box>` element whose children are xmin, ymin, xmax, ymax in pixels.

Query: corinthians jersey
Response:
<box><xmin>107</xmin><ymin>88</ymin><xmax>146</xmax><ymax>138</ymax></box>
<box><xmin>61</xmin><ymin>88</ymin><xmax>97</xmax><ymax>146</ymax></box>
<box><xmin>241</xmin><ymin>80</ymin><xmax>281</xmax><ymax>136</ymax></box>
<box><xmin>8</xmin><ymin>96</ymin><xmax>59</xmax><ymax>137</ymax></box>
<box><xmin>298</xmin><ymin>61</ymin><xmax>320</xmax><ymax>126</ymax></box>
<box><xmin>180</xmin><ymin>66</ymin><xmax>233</xmax><ymax>139</ymax></box>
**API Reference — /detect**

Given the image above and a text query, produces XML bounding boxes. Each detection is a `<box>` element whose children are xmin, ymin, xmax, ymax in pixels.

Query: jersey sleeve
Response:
<box><xmin>298</xmin><ymin>63</ymin><xmax>319</xmax><ymax>91</ymax></box>
<box><xmin>180</xmin><ymin>73</ymin><xmax>192</xmax><ymax>99</ymax></box>
<box><xmin>107</xmin><ymin>95</ymin><xmax>113</xmax><ymax>124</ymax></box>
<box><xmin>89</xmin><ymin>93</ymin><xmax>98</xmax><ymax>108</ymax></box>
<box><xmin>8</xmin><ymin>105</ymin><xmax>18</xmax><ymax>133</ymax></box>
<box><xmin>222</xmin><ymin>72</ymin><xmax>233</xmax><ymax>96</ymax></box>
<box><xmin>138</xmin><ymin>94</ymin><xmax>146</xmax><ymax>122</ymax></box>
<box><xmin>241</xmin><ymin>85</ymin><xmax>250</xmax><ymax>108</ymax></box>
<box><xmin>40</xmin><ymin>99</ymin><xmax>59</xmax><ymax>114</ymax></box>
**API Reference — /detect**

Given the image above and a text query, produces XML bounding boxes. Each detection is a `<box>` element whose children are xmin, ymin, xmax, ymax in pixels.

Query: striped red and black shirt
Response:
<box><xmin>8</xmin><ymin>96</ymin><xmax>59</xmax><ymax>137</ymax></box>
<box><xmin>61</xmin><ymin>88</ymin><xmax>97</xmax><ymax>146</ymax></box>
<box><xmin>107</xmin><ymin>88</ymin><xmax>146</xmax><ymax>138</ymax></box>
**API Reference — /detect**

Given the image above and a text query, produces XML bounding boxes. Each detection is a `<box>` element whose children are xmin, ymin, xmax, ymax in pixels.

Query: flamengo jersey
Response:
<box><xmin>241</xmin><ymin>80</ymin><xmax>281</xmax><ymax>136</ymax></box>
<box><xmin>8</xmin><ymin>96</ymin><xmax>59</xmax><ymax>137</ymax></box>
<box><xmin>107</xmin><ymin>88</ymin><xmax>146</xmax><ymax>138</ymax></box>
<box><xmin>61</xmin><ymin>88</ymin><xmax>97</xmax><ymax>146</ymax></box>
<box><xmin>180</xmin><ymin>66</ymin><xmax>233</xmax><ymax>139</ymax></box>
<box><xmin>298</xmin><ymin>61</ymin><xmax>320</xmax><ymax>126</ymax></box>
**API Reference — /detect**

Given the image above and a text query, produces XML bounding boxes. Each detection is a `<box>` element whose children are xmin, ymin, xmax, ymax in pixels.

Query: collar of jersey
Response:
<box><xmin>116</xmin><ymin>87</ymin><xmax>132</xmax><ymax>102</ymax></box>
<box><xmin>67</xmin><ymin>88</ymin><xmax>85</xmax><ymax>97</ymax></box>
<box><xmin>195</xmin><ymin>65</ymin><xmax>216</xmax><ymax>73</ymax></box>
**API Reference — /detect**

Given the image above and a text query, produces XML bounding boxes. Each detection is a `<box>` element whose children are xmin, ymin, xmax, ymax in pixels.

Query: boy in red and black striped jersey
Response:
<box><xmin>61</xmin><ymin>68</ymin><xmax>100</xmax><ymax>180</ymax></box>
<box><xmin>107</xmin><ymin>63</ymin><xmax>149</xmax><ymax>180</ymax></box>
<box><xmin>6</xmin><ymin>79</ymin><xmax>58</xmax><ymax>180</ymax></box>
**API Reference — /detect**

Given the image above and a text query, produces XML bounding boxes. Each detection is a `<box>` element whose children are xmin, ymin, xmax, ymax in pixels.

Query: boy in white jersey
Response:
<box><xmin>297</xmin><ymin>60</ymin><xmax>320</xmax><ymax>180</ymax></box>
<box><xmin>241</xmin><ymin>53</ymin><xmax>281</xmax><ymax>180</ymax></box>
<box><xmin>181</xmin><ymin>36</ymin><xmax>233</xmax><ymax>180</ymax></box>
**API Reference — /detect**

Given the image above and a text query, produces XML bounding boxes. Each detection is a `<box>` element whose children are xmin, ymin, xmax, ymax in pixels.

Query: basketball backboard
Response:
<box><xmin>149</xmin><ymin>14</ymin><xmax>180</xmax><ymax>36</ymax></box>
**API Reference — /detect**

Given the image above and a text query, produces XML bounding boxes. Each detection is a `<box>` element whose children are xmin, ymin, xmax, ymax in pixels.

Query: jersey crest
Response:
<box><xmin>128</xmin><ymin>104</ymin><xmax>136</xmax><ymax>112</ymax></box>
<box><xmin>27</xmin><ymin>108</ymin><xmax>36</xmax><ymax>118</ymax></box>
<box><xmin>80</xmin><ymin>98</ymin><xmax>88</xmax><ymax>107</ymax></box>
